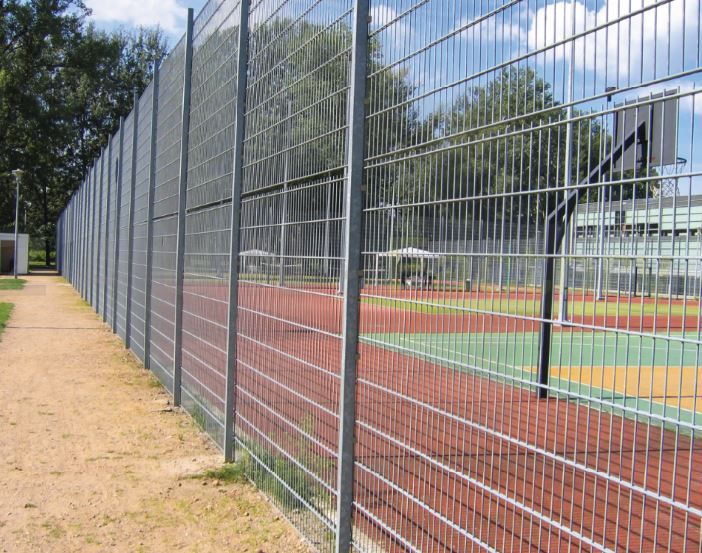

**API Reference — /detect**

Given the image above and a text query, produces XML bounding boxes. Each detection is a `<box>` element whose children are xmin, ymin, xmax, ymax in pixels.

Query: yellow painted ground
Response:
<box><xmin>549</xmin><ymin>364</ymin><xmax>702</xmax><ymax>413</ymax></box>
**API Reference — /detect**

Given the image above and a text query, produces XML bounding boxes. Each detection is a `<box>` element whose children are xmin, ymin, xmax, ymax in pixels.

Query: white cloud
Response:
<box><xmin>369</xmin><ymin>4</ymin><xmax>416</xmax><ymax>61</ymax></box>
<box><xmin>370</xmin><ymin>5</ymin><xmax>397</xmax><ymax>28</ymax></box>
<box><xmin>454</xmin><ymin>0</ymin><xmax>699</xmax><ymax>86</ymax></box>
<box><xmin>85</xmin><ymin>0</ymin><xmax>188</xmax><ymax>34</ymax></box>
<box><xmin>526</xmin><ymin>0</ymin><xmax>700</xmax><ymax>81</ymax></box>
<box><xmin>455</xmin><ymin>14</ymin><xmax>524</xmax><ymax>47</ymax></box>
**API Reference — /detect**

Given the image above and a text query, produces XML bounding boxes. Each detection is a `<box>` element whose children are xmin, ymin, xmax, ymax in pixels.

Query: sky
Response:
<box><xmin>82</xmin><ymin>0</ymin><xmax>702</xmax><ymax>194</ymax></box>
<box><xmin>83</xmin><ymin>0</ymin><xmax>207</xmax><ymax>47</ymax></box>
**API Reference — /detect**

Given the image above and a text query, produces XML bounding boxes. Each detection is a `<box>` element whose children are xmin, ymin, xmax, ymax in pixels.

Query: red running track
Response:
<box><xmin>228</xmin><ymin>284</ymin><xmax>702</xmax><ymax>552</ymax></box>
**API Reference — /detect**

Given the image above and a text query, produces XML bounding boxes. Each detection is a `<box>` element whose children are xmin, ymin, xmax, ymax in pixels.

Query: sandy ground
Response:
<box><xmin>0</xmin><ymin>273</ymin><xmax>310</xmax><ymax>553</ymax></box>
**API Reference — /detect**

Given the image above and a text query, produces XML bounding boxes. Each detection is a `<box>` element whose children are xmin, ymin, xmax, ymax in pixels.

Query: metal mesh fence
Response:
<box><xmin>104</xmin><ymin>132</ymin><xmax>119</xmax><ymax>329</ymax></box>
<box><xmin>97</xmin><ymin>154</ymin><xmax>105</xmax><ymax>314</ymax></box>
<box><xmin>150</xmin><ymin>42</ymin><xmax>186</xmax><ymax>390</ymax></box>
<box><xmin>179</xmin><ymin>0</ymin><xmax>242</xmax><ymax>443</ymax></box>
<box><xmin>116</xmin><ymin>112</ymin><xmax>135</xmax><ymax>342</ymax></box>
<box><xmin>57</xmin><ymin>0</ymin><xmax>702</xmax><ymax>551</ymax></box>
<box><xmin>88</xmin><ymin>163</ymin><xmax>97</xmax><ymax>304</ymax></box>
<box><xmin>129</xmin><ymin>82</ymin><xmax>156</xmax><ymax>363</ymax></box>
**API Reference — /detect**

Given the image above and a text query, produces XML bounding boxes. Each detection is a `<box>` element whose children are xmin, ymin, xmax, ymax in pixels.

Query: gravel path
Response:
<box><xmin>0</xmin><ymin>273</ymin><xmax>309</xmax><ymax>553</ymax></box>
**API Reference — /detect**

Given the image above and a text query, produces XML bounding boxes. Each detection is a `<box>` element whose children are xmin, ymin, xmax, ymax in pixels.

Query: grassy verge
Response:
<box><xmin>0</xmin><ymin>303</ymin><xmax>13</xmax><ymax>337</ymax></box>
<box><xmin>0</xmin><ymin>278</ymin><xmax>26</xmax><ymax>291</ymax></box>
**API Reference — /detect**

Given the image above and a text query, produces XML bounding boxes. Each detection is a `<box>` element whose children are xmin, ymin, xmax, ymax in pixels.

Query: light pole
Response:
<box><xmin>11</xmin><ymin>169</ymin><xmax>25</xmax><ymax>279</ymax></box>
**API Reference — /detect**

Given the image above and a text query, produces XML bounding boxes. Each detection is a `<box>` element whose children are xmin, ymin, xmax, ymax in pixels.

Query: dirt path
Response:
<box><xmin>0</xmin><ymin>273</ymin><xmax>310</xmax><ymax>553</ymax></box>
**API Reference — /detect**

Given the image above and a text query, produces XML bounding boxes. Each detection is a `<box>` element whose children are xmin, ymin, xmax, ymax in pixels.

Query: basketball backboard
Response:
<box><xmin>613</xmin><ymin>89</ymin><xmax>679</xmax><ymax>171</ymax></box>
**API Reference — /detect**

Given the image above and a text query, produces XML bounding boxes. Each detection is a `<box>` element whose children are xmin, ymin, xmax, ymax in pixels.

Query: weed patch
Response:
<box><xmin>194</xmin><ymin>462</ymin><xmax>248</xmax><ymax>484</ymax></box>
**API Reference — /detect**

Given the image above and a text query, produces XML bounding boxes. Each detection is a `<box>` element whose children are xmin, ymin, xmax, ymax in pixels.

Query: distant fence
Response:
<box><xmin>57</xmin><ymin>0</ymin><xmax>702</xmax><ymax>551</ymax></box>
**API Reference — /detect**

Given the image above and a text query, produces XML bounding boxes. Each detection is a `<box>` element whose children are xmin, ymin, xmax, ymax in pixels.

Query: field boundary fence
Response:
<box><xmin>57</xmin><ymin>0</ymin><xmax>702</xmax><ymax>551</ymax></box>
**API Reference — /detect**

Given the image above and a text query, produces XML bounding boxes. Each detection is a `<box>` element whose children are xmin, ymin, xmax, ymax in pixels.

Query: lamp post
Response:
<box><xmin>11</xmin><ymin>169</ymin><xmax>25</xmax><ymax>279</ymax></box>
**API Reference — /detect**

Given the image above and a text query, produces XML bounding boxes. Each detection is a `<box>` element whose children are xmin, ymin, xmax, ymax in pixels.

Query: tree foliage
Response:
<box><xmin>0</xmin><ymin>0</ymin><xmax>167</xmax><ymax>262</ymax></box>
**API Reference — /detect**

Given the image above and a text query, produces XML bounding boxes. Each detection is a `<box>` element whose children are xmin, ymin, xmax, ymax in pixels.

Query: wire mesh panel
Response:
<box><xmin>95</xmin><ymin>151</ymin><xmax>106</xmax><ymax>316</ymax></box>
<box><xmin>87</xmin><ymin>165</ymin><xmax>95</xmax><ymax>303</ymax></box>
<box><xmin>179</xmin><ymin>0</ymin><xmax>242</xmax><ymax>443</ymax></box>
<box><xmin>149</xmin><ymin>41</ymin><xmax>185</xmax><ymax>390</ymax></box>
<box><xmin>81</xmin><ymin>181</ymin><xmax>87</xmax><ymax>292</ymax></box>
<box><xmin>353</xmin><ymin>0</ymin><xmax>702</xmax><ymax>551</ymax></box>
<box><xmin>234</xmin><ymin>0</ymin><xmax>352</xmax><ymax>547</ymax></box>
<box><xmin>92</xmin><ymin>161</ymin><xmax>100</xmax><ymax>306</ymax></box>
<box><xmin>116</xmin><ymin>112</ymin><xmax>135</xmax><ymax>342</ymax></box>
<box><xmin>76</xmin><ymin>188</ymin><xmax>81</xmax><ymax>287</ymax></box>
<box><xmin>75</xmin><ymin>185</ymin><xmax>82</xmax><ymax>290</ymax></box>
<box><xmin>105</xmin><ymin>132</ymin><xmax>120</xmax><ymax>329</ymax></box>
<box><xmin>90</xmin><ymin>161</ymin><xmax>97</xmax><ymax>306</ymax></box>
<box><xmin>130</xmin><ymin>83</ymin><xmax>155</xmax><ymax>364</ymax></box>
<box><xmin>62</xmin><ymin>204</ymin><xmax>68</xmax><ymax>280</ymax></box>
<box><xmin>74</xmin><ymin>187</ymin><xmax>81</xmax><ymax>289</ymax></box>
<box><xmin>55</xmin><ymin>0</ymin><xmax>702</xmax><ymax>550</ymax></box>
<box><xmin>86</xmin><ymin>170</ymin><xmax>93</xmax><ymax>299</ymax></box>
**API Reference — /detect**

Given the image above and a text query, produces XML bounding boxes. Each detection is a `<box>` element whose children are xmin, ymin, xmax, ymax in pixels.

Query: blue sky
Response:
<box><xmin>85</xmin><ymin>0</ymin><xmax>701</xmax><ymax>193</ymax></box>
<box><xmin>84</xmin><ymin>0</ymin><xmax>207</xmax><ymax>47</ymax></box>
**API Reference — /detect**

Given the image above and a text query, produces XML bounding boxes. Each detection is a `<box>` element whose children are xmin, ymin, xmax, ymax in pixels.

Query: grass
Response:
<box><xmin>0</xmin><ymin>303</ymin><xmax>13</xmax><ymax>337</ymax></box>
<box><xmin>0</xmin><ymin>278</ymin><xmax>26</xmax><ymax>291</ymax></box>
<box><xmin>189</xmin><ymin>403</ymin><xmax>208</xmax><ymax>430</ymax></box>
<box><xmin>193</xmin><ymin>441</ymin><xmax>322</xmax><ymax>511</ymax></box>
<box><xmin>194</xmin><ymin>462</ymin><xmax>247</xmax><ymax>484</ymax></box>
<box><xmin>363</xmin><ymin>294</ymin><xmax>700</xmax><ymax>318</ymax></box>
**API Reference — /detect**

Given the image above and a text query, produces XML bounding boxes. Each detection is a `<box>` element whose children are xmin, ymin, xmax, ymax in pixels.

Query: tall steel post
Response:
<box><xmin>335</xmin><ymin>0</ymin><xmax>370</xmax><ymax>550</ymax></box>
<box><xmin>173</xmin><ymin>8</ymin><xmax>194</xmax><ymax>406</ymax></box>
<box><xmin>223</xmin><ymin>0</ymin><xmax>251</xmax><ymax>462</ymax></box>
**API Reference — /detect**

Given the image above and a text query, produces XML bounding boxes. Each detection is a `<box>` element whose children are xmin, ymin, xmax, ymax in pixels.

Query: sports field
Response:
<box><xmin>364</xmin><ymin>330</ymin><xmax>702</xmax><ymax>426</ymax></box>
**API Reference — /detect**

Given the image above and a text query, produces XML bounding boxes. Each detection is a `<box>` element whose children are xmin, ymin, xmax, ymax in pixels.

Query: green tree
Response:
<box><xmin>383</xmin><ymin>67</ymin><xmax>661</xmax><ymax>248</ymax></box>
<box><xmin>0</xmin><ymin>0</ymin><xmax>167</xmax><ymax>264</ymax></box>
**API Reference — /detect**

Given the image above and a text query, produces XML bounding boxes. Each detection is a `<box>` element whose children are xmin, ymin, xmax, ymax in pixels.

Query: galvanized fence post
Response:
<box><xmin>111</xmin><ymin>119</ymin><xmax>125</xmax><ymax>334</ymax></box>
<box><xmin>143</xmin><ymin>65</ymin><xmax>160</xmax><ymax>370</ymax></box>
<box><xmin>335</xmin><ymin>0</ymin><xmax>370</xmax><ymax>550</ymax></box>
<box><xmin>223</xmin><ymin>0</ymin><xmax>251</xmax><ymax>463</ymax></box>
<box><xmin>172</xmin><ymin>8</ymin><xmax>194</xmax><ymax>406</ymax></box>
<box><xmin>102</xmin><ymin>138</ymin><xmax>112</xmax><ymax>323</ymax></box>
<box><xmin>125</xmin><ymin>90</ymin><xmax>140</xmax><ymax>349</ymax></box>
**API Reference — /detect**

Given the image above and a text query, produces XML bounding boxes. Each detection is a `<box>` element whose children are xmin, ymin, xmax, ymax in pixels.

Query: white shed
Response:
<box><xmin>0</xmin><ymin>233</ymin><xmax>29</xmax><ymax>275</ymax></box>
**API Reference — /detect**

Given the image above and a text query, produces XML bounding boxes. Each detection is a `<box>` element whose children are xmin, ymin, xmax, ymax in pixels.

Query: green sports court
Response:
<box><xmin>365</xmin><ymin>330</ymin><xmax>702</xmax><ymax>426</ymax></box>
